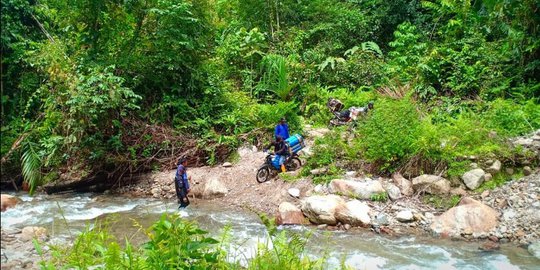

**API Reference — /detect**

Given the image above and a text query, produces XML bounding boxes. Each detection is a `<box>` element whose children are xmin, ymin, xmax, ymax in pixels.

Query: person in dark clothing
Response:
<box><xmin>274</xmin><ymin>117</ymin><xmax>290</xmax><ymax>140</ymax></box>
<box><xmin>174</xmin><ymin>158</ymin><xmax>191</xmax><ymax>208</ymax></box>
<box><xmin>265</xmin><ymin>136</ymin><xmax>288</xmax><ymax>172</ymax></box>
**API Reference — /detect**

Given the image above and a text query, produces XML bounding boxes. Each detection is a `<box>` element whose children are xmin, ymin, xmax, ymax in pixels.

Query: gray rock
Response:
<box><xmin>396</xmin><ymin>210</ymin><xmax>414</xmax><ymax>222</ymax></box>
<box><xmin>484</xmin><ymin>173</ymin><xmax>493</xmax><ymax>182</ymax></box>
<box><xmin>505</xmin><ymin>168</ymin><xmax>514</xmax><ymax>175</ymax></box>
<box><xmin>373</xmin><ymin>214</ymin><xmax>389</xmax><ymax>226</ymax></box>
<box><xmin>487</xmin><ymin>160</ymin><xmax>502</xmax><ymax>174</ymax></box>
<box><xmin>384</xmin><ymin>183</ymin><xmax>402</xmax><ymax>201</ymax></box>
<box><xmin>288</xmin><ymin>188</ymin><xmax>301</xmax><ymax>198</ymax></box>
<box><xmin>470</xmin><ymin>163</ymin><xmax>478</xmax><ymax>169</ymax></box>
<box><xmin>523</xmin><ymin>166</ymin><xmax>532</xmax><ymax>176</ymax></box>
<box><xmin>412</xmin><ymin>175</ymin><xmax>451</xmax><ymax>195</ymax></box>
<box><xmin>222</xmin><ymin>162</ymin><xmax>233</xmax><ymax>167</ymax></box>
<box><xmin>310</xmin><ymin>168</ymin><xmax>328</xmax><ymax>176</ymax></box>
<box><xmin>462</xmin><ymin>169</ymin><xmax>486</xmax><ymax>190</ymax></box>
<box><xmin>329</xmin><ymin>179</ymin><xmax>385</xmax><ymax>199</ymax></box>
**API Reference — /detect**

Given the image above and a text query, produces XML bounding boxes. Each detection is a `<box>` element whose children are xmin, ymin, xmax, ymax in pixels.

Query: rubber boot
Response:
<box><xmin>281</xmin><ymin>164</ymin><xmax>286</xmax><ymax>172</ymax></box>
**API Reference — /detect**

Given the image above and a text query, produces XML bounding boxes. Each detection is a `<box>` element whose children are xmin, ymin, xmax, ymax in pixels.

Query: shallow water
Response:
<box><xmin>1</xmin><ymin>192</ymin><xmax>538</xmax><ymax>269</ymax></box>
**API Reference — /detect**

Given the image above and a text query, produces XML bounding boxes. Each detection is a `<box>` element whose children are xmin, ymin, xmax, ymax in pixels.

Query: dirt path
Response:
<box><xmin>117</xmin><ymin>127</ymin><xmax>329</xmax><ymax>215</ymax></box>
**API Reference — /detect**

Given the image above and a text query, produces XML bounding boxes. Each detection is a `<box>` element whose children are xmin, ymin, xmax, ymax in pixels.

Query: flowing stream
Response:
<box><xmin>1</xmin><ymin>192</ymin><xmax>538</xmax><ymax>269</ymax></box>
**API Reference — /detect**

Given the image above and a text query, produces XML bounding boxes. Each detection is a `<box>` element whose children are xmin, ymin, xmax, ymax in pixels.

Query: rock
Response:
<box><xmin>484</xmin><ymin>173</ymin><xmax>493</xmax><ymax>182</ymax></box>
<box><xmin>151</xmin><ymin>188</ymin><xmax>160</xmax><ymax>196</ymax></box>
<box><xmin>373</xmin><ymin>214</ymin><xmax>389</xmax><ymax>226</ymax></box>
<box><xmin>430</xmin><ymin>197</ymin><xmax>499</xmax><ymax>238</ymax></box>
<box><xmin>528</xmin><ymin>242</ymin><xmax>540</xmax><ymax>259</ymax></box>
<box><xmin>222</xmin><ymin>162</ymin><xmax>233</xmax><ymax>167</ymax></box>
<box><xmin>344</xmin><ymin>171</ymin><xmax>357</xmax><ymax>178</ymax></box>
<box><xmin>329</xmin><ymin>179</ymin><xmax>385</xmax><ymax>199</ymax></box>
<box><xmin>481</xmin><ymin>190</ymin><xmax>490</xmax><ymax>199</ymax></box>
<box><xmin>479</xmin><ymin>241</ymin><xmax>500</xmax><ymax>251</ymax></box>
<box><xmin>523</xmin><ymin>166</ymin><xmax>532</xmax><ymax>176</ymax></box>
<box><xmin>288</xmin><ymin>188</ymin><xmax>300</xmax><ymax>198</ymax></box>
<box><xmin>384</xmin><ymin>183</ymin><xmax>402</xmax><ymax>201</ymax></box>
<box><xmin>412</xmin><ymin>175</ymin><xmax>451</xmax><ymax>195</ymax></box>
<box><xmin>450</xmin><ymin>187</ymin><xmax>467</xmax><ymax>197</ymax></box>
<box><xmin>276</xmin><ymin>202</ymin><xmax>306</xmax><ymax>225</ymax></box>
<box><xmin>470</xmin><ymin>162</ymin><xmax>478</xmax><ymax>169</ymax></box>
<box><xmin>396</xmin><ymin>210</ymin><xmax>414</xmax><ymax>222</ymax></box>
<box><xmin>21</xmin><ymin>226</ymin><xmax>48</xmax><ymax>242</ymax></box>
<box><xmin>300</xmin><ymin>195</ymin><xmax>345</xmax><ymax>225</ymax></box>
<box><xmin>313</xmin><ymin>184</ymin><xmax>328</xmax><ymax>194</ymax></box>
<box><xmin>487</xmin><ymin>160</ymin><xmax>501</xmax><ymax>174</ymax></box>
<box><xmin>335</xmin><ymin>200</ymin><xmax>372</xmax><ymax>227</ymax></box>
<box><xmin>202</xmin><ymin>178</ymin><xmax>228</xmax><ymax>199</ymax></box>
<box><xmin>392</xmin><ymin>173</ymin><xmax>413</xmax><ymax>196</ymax></box>
<box><xmin>461</xmin><ymin>169</ymin><xmax>486</xmax><ymax>190</ymax></box>
<box><xmin>310</xmin><ymin>168</ymin><xmax>328</xmax><ymax>176</ymax></box>
<box><xmin>1</xmin><ymin>194</ymin><xmax>21</xmax><ymax>212</ymax></box>
<box><xmin>505</xmin><ymin>168</ymin><xmax>514</xmax><ymax>175</ymax></box>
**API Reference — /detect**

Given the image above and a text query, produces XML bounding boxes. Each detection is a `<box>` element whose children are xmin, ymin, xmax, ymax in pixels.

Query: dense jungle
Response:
<box><xmin>1</xmin><ymin>0</ymin><xmax>540</xmax><ymax>269</ymax></box>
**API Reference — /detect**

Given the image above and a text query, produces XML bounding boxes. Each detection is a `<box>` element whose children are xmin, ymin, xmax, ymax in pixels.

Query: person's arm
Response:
<box><xmin>275</xmin><ymin>142</ymin><xmax>287</xmax><ymax>155</ymax></box>
<box><xmin>182</xmin><ymin>172</ymin><xmax>190</xmax><ymax>191</ymax></box>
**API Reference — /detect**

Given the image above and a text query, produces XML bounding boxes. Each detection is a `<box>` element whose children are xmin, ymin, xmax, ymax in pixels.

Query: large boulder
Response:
<box><xmin>300</xmin><ymin>195</ymin><xmax>345</xmax><ymax>225</ymax></box>
<box><xmin>412</xmin><ymin>175</ymin><xmax>451</xmax><ymax>195</ymax></box>
<box><xmin>276</xmin><ymin>202</ymin><xmax>306</xmax><ymax>225</ymax></box>
<box><xmin>329</xmin><ymin>179</ymin><xmax>385</xmax><ymax>199</ymax></box>
<box><xmin>1</xmin><ymin>194</ymin><xmax>21</xmax><ymax>212</ymax></box>
<box><xmin>202</xmin><ymin>178</ymin><xmax>228</xmax><ymax>199</ymax></box>
<box><xmin>335</xmin><ymin>200</ymin><xmax>372</xmax><ymax>227</ymax></box>
<box><xmin>430</xmin><ymin>197</ymin><xmax>499</xmax><ymax>237</ymax></box>
<box><xmin>392</xmin><ymin>173</ymin><xmax>413</xmax><ymax>196</ymax></box>
<box><xmin>461</xmin><ymin>169</ymin><xmax>485</xmax><ymax>190</ymax></box>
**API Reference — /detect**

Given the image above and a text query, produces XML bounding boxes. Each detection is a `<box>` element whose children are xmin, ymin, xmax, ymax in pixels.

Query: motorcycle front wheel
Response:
<box><xmin>256</xmin><ymin>165</ymin><xmax>271</xmax><ymax>183</ymax></box>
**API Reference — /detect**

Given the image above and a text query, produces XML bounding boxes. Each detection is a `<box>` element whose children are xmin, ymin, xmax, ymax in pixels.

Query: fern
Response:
<box><xmin>21</xmin><ymin>141</ymin><xmax>42</xmax><ymax>195</ymax></box>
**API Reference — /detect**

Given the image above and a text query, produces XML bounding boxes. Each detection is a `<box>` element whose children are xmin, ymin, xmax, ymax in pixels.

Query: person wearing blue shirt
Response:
<box><xmin>274</xmin><ymin>117</ymin><xmax>290</xmax><ymax>140</ymax></box>
<box><xmin>174</xmin><ymin>158</ymin><xmax>191</xmax><ymax>208</ymax></box>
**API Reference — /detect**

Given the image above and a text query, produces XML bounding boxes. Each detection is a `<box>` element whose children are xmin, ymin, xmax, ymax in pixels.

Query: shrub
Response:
<box><xmin>355</xmin><ymin>97</ymin><xmax>422</xmax><ymax>171</ymax></box>
<box><xmin>482</xmin><ymin>99</ymin><xmax>540</xmax><ymax>137</ymax></box>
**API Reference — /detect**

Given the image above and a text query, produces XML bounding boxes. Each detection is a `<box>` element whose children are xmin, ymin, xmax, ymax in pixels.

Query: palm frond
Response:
<box><xmin>21</xmin><ymin>141</ymin><xmax>42</xmax><ymax>195</ymax></box>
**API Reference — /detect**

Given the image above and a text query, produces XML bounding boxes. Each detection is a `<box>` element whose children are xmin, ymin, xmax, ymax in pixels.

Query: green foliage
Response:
<box><xmin>21</xmin><ymin>141</ymin><xmax>42</xmax><ymax>195</ymax></box>
<box><xmin>423</xmin><ymin>194</ymin><xmax>462</xmax><ymax>210</ymax></box>
<box><xmin>370</xmin><ymin>192</ymin><xmax>388</xmax><ymax>202</ymax></box>
<box><xmin>356</xmin><ymin>97</ymin><xmax>421</xmax><ymax>170</ymax></box>
<box><xmin>482</xmin><ymin>99</ymin><xmax>540</xmax><ymax>136</ymax></box>
<box><xmin>144</xmin><ymin>214</ymin><xmax>229</xmax><ymax>269</ymax></box>
<box><xmin>248</xmin><ymin>231</ymin><xmax>325</xmax><ymax>270</ymax></box>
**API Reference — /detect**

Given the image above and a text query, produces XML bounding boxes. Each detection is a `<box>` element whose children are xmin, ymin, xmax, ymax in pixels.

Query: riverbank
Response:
<box><xmin>113</xmin><ymin>127</ymin><xmax>540</xmax><ymax>249</ymax></box>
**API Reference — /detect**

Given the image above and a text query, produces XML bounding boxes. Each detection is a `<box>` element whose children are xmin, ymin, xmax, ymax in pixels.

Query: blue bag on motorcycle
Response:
<box><xmin>285</xmin><ymin>134</ymin><xmax>305</xmax><ymax>154</ymax></box>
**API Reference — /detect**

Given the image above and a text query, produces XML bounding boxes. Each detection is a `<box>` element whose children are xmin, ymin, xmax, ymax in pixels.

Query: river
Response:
<box><xmin>1</xmin><ymin>192</ymin><xmax>538</xmax><ymax>269</ymax></box>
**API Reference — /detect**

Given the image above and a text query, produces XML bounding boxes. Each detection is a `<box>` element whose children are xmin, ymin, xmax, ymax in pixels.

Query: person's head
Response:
<box><xmin>177</xmin><ymin>157</ymin><xmax>187</xmax><ymax>166</ymax></box>
<box><xmin>276</xmin><ymin>135</ymin><xmax>283</xmax><ymax>142</ymax></box>
<box><xmin>280</xmin><ymin>117</ymin><xmax>286</xmax><ymax>124</ymax></box>
<box><xmin>368</xmin><ymin>101</ymin><xmax>374</xmax><ymax>110</ymax></box>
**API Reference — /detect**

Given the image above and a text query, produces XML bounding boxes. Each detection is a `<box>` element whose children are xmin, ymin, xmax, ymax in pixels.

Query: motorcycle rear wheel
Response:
<box><xmin>256</xmin><ymin>166</ymin><xmax>271</xmax><ymax>183</ymax></box>
<box><xmin>286</xmin><ymin>157</ymin><xmax>302</xmax><ymax>171</ymax></box>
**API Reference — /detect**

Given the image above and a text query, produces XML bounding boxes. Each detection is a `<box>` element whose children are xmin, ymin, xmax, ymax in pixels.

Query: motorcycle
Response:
<box><xmin>256</xmin><ymin>152</ymin><xmax>302</xmax><ymax>183</ymax></box>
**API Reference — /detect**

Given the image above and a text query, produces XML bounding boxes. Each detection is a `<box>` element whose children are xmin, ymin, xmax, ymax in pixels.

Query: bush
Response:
<box><xmin>482</xmin><ymin>99</ymin><xmax>540</xmax><ymax>137</ymax></box>
<box><xmin>355</xmin><ymin>97</ymin><xmax>421</xmax><ymax>171</ymax></box>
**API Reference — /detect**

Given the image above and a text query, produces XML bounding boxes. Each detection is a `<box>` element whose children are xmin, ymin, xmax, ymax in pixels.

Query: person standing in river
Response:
<box><xmin>274</xmin><ymin>117</ymin><xmax>290</xmax><ymax>140</ymax></box>
<box><xmin>174</xmin><ymin>157</ymin><xmax>191</xmax><ymax>208</ymax></box>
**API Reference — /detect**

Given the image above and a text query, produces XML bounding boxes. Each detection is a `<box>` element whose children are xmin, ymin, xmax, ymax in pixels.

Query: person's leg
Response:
<box><xmin>278</xmin><ymin>155</ymin><xmax>286</xmax><ymax>172</ymax></box>
<box><xmin>174</xmin><ymin>179</ymin><xmax>182</xmax><ymax>203</ymax></box>
<box><xmin>178</xmin><ymin>188</ymin><xmax>190</xmax><ymax>208</ymax></box>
